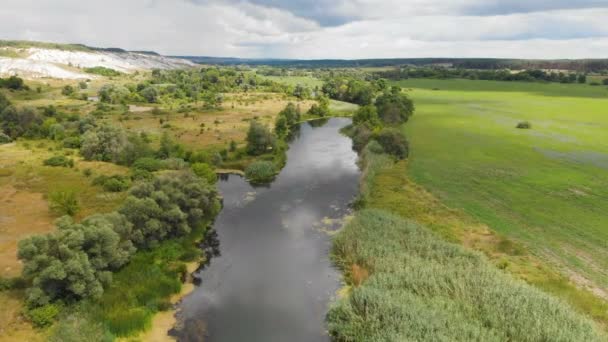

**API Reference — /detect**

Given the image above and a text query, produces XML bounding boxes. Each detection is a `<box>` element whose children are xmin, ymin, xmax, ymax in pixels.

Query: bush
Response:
<box><xmin>85</xmin><ymin>66</ymin><xmax>122</xmax><ymax>77</ymax></box>
<box><xmin>375</xmin><ymin>87</ymin><xmax>415</xmax><ymax>124</ymax></box>
<box><xmin>62</xmin><ymin>136</ymin><xmax>81</xmax><ymax>148</ymax></box>
<box><xmin>26</xmin><ymin>303</ymin><xmax>61</xmax><ymax>328</ymax></box>
<box><xmin>132</xmin><ymin>157</ymin><xmax>162</xmax><ymax>172</ymax></box>
<box><xmin>245</xmin><ymin>161</ymin><xmax>276</xmax><ymax>184</ymax></box>
<box><xmin>246</xmin><ymin>121</ymin><xmax>276</xmax><ymax>156</ymax></box>
<box><xmin>351</xmin><ymin>124</ymin><xmax>373</xmax><ymax>152</ymax></box>
<box><xmin>44</xmin><ymin>155</ymin><xmax>74</xmax><ymax>167</ymax></box>
<box><xmin>48</xmin><ymin>189</ymin><xmax>80</xmax><ymax>216</ymax></box>
<box><xmin>119</xmin><ymin>171</ymin><xmax>219</xmax><ymax>248</ymax></box>
<box><xmin>516</xmin><ymin>121</ymin><xmax>531</xmax><ymax>129</ymax></box>
<box><xmin>18</xmin><ymin>213</ymin><xmax>135</xmax><ymax>307</ymax></box>
<box><xmin>191</xmin><ymin>162</ymin><xmax>217</xmax><ymax>184</ymax></box>
<box><xmin>0</xmin><ymin>132</ymin><xmax>11</xmax><ymax>144</ymax></box>
<box><xmin>374</xmin><ymin>128</ymin><xmax>409</xmax><ymax>159</ymax></box>
<box><xmin>93</xmin><ymin>175</ymin><xmax>130</xmax><ymax>192</ymax></box>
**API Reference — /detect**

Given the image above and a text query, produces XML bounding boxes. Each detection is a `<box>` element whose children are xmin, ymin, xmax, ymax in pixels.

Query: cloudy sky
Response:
<box><xmin>1</xmin><ymin>0</ymin><xmax>608</xmax><ymax>59</ymax></box>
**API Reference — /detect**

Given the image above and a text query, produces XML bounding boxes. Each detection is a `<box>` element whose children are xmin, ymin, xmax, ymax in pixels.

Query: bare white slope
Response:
<box><xmin>0</xmin><ymin>47</ymin><xmax>194</xmax><ymax>79</ymax></box>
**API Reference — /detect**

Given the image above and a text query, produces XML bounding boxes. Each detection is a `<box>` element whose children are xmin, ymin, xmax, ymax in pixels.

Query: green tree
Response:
<box><xmin>353</xmin><ymin>105</ymin><xmax>381</xmax><ymax>128</ymax></box>
<box><xmin>80</xmin><ymin>124</ymin><xmax>129</xmax><ymax>163</ymax></box>
<box><xmin>192</xmin><ymin>162</ymin><xmax>217</xmax><ymax>184</ymax></box>
<box><xmin>246</xmin><ymin>121</ymin><xmax>276</xmax><ymax>155</ymax></box>
<box><xmin>375</xmin><ymin>87</ymin><xmax>414</xmax><ymax>124</ymax></box>
<box><xmin>48</xmin><ymin>190</ymin><xmax>80</xmax><ymax>216</ymax></box>
<box><xmin>17</xmin><ymin>214</ymin><xmax>134</xmax><ymax>307</ymax></box>
<box><xmin>119</xmin><ymin>171</ymin><xmax>219</xmax><ymax>248</ymax></box>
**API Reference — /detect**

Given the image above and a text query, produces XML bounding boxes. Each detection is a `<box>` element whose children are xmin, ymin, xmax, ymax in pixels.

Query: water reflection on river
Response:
<box><xmin>173</xmin><ymin>118</ymin><xmax>360</xmax><ymax>342</ymax></box>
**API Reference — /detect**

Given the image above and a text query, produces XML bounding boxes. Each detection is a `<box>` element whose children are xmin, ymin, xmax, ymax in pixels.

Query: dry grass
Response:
<box><xmin>114</xmin><ymin>93</ymin><xmax>315</xmax><ymax>149</ymax></box>
<box><xmin>0</xmin><ymin>290</ymin><xmax>46</xmax><ymax>342</ymax></box>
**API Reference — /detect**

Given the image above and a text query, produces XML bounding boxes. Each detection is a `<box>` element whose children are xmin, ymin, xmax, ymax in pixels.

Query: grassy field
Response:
<box><xmin>392</xmin><ymin>78</ymin><xmax>608</xmax><ymax>304</ymax></box>
<box><xmin>258</xmin><ymin>75</ymin><xmax>324</xmax><ymax>88</ymax></box>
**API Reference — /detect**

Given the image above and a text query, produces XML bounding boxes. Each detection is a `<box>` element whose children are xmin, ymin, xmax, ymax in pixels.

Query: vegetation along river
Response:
<box><xmin>173</xmin><ymin>118</ymin><xmax>360</xmax><ymax>342</ymax></box>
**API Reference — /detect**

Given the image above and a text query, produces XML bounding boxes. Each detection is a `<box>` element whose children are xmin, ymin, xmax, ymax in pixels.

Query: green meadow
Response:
<box><xmin>394</xmin><ymin>78</ymin><xmax>608</xmax><ymax>294</ymax></box>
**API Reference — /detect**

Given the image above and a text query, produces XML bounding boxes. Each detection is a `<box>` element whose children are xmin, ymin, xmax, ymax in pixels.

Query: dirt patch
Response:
<box><xmin>0</xmin><ymin>185</ymin><xmax>54</xmax><ymax>277</ymax></box>
<box><xmin>351</xmin><ymin>264</ymin><xmax>370</xmax><ymax>287</ymax></box>
<box><xmin>0</xmin><ymin>291</ymin><xmax>45</xmax><ymax>342</ymax></box>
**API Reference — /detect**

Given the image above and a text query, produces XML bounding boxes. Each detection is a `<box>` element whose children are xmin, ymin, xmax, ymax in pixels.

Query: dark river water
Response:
<box><xmin>173</xmin><ymin>118</ymin><xmax>360</xmax><ymax>342</ymax></box>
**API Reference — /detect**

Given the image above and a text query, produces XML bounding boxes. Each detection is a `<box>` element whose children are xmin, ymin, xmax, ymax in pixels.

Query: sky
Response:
<box><xmin>1</xmin><ymin>0</ymin><xmax>608</xmax><ymax>59</ymax></box>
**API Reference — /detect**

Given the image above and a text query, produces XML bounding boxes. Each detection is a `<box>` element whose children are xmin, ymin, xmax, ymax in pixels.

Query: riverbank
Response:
<box><xmin>327</xmin><ymin>142</ymin><xmax>606</xmax><ymax>340</ymax></box>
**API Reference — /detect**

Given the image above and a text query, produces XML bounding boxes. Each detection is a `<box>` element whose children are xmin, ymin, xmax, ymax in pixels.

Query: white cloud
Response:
<box><xmin>0</xmin><ymin>0</ymin><xmax>607</xmax><ymax>58</ymax></box>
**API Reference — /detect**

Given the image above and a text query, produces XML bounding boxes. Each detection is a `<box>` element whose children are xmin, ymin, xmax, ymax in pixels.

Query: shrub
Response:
<box><xmin>62</xmin><ymin>85</ymin><xmax>75</xmax><ymax>96</ymax></box>
<box><xmin>516</xmin><ymin>121</ymin><xmax>531</xmax><ymax>129</ymax></box>
<box><xmin>118</xmin><ymin>171</ymin><xmax>219</xmax><ymax>248</ymax></box>
<box><xmin>374</xmin><ymin>128</ymin><xmax>409</xmax><ymax>159</ymax></box>
<box><xmin>44</xmin><ymin>155</ymin><xmax>74</xmax><ymax>168</ymax></box>
<box><xmin>26</xmin><ymin>303</ymin><xmax>61</xmax><ymax>328</ymax></box>
<box><xmin>191</xmin><ymin>162</ymin><xmax>217</xmax><ymax>184</ymax></box>
<box><xmin>245</xmin><ymin>161</ymin><xmax>276</xmax><ymax>184</ymax></box>
<box><xmin>246</xmin><ymin>121</ymin><xmax>276</xmax><ymax>156</ymax></box>
<box><xmin>80</xmin><ymin>124</ymin><xmax>129</xmax><ymax>162</ymax></box>
<box><xmin>0</xmin><ymin>132</ymin><xmax>11</xmax><ymax>144</ymax></box>
<box><xmin>351</xmin><ymin>124</ymin><xmax>373</xmax><ymax>152</ymax></box>
<box><xmin>375</xmin><ymin>87</ymin><xmax>415</xmax><ymax>124</ymax></box>
<box><xmin>62</xmin><ymin>136</ymin><xmax>81</xmax><ymax>148</ymax></box>
<box><xmin>85</xmin><ymin>66</ymin><xmax>121</xmax><ymax>77</ymax></box>
<box><xmin>18</xmin><ymin>213</ymin><xmax>135</xmax><ymax>307</ymax></box>
<box><xmin>93</xmin><ymin>175</ymin><xmax>130</xmax><ymax>192</ymax></box>
<box><xmin>48</xmin><ymin>189</ymin><xmax>80</xmax><ymax>216</ymax></box>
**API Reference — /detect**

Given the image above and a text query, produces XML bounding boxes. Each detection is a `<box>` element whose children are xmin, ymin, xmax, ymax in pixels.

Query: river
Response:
<box><xmin>173</xmin><ymin>117</ymin><xmax>360</xmax><ymax>342</ymax></box>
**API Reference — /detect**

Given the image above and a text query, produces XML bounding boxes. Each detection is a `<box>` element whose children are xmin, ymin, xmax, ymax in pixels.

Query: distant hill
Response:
<box><xmin>176</xmin><ymin>56</ymin><xmax>608</xmax><ymax>72</ymax></box>
<box><xmin>0</xmin><ymin>40</ymin><xmax>194</xmax><ymax>79</ymax></box>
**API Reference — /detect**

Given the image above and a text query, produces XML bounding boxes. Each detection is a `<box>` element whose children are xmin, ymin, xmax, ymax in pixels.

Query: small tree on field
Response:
<box><xmin>246</xmin><ymin>121</ymin><xmax>276</xmax><ymax>155</ymax></box>
<box><xmin>48</xmin><ymin>190</ymin><xmax>80</xmax><ymax>216</ymax></box>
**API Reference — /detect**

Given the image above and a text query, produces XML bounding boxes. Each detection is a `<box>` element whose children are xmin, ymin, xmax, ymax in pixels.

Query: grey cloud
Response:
<box><xmin>463</xmin><ymin>0</ymin><xmax>608</xmax><ymax>15</ymax></box>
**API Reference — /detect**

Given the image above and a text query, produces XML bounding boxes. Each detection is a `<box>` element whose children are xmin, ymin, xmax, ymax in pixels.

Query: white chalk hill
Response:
<box><xmin>0</xmin><ymin>43</ymin><xmax>194</xmax><ymax>79</ymax></box>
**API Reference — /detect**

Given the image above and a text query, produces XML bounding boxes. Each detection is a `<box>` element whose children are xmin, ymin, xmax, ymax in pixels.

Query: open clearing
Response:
<box><xmin>393</xmin><ymin>78</ymin><xmax>608</xmax><ymax>299</ymax></box>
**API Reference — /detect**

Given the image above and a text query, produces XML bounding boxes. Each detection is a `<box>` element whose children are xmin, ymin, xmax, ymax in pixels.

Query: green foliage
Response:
<box><xmin>245</xmin><ymin>160</ymin><xmax>277</xmax><ymax>184</ymax></box>
<box><xmin>48</xmin><ymin>190</ymin><xmax>80</xmax><ymax>216</ymax></box>
<box><xmin>98</xmin><ymin>84</ymin><xmax>130</xmax><ymax>104</ymax></box>
<box><xmin>275</xmin><ymin>102</ymin><xmax>301</xmax><ymax>136</ymax></box>
<box><xmin>44</xmin><ymin>155</ymin><xmax>74</xmax><ymax>168</ymax></box>
<box><xmin>246</xmin><ymin>120</ymin><xmax>276</xmax><ymax>156</ymax></box>
<box><xmin>93</xmin><ymin>175</ymin><xmax>131</xmax><ymax>192</ymax></box>
<box><xmin>375</xmin><ymin>86</ymin><xmax>415</xmax><ymax>124</ymax></box>
<box><xmin>17</xmin><ymin>213</ymin><xmax>135</xmax><ymax>307</ymax></box>
<box><xmin>322</xmin><ymin>77</ymin><xmax>374</xmax><ymax>105</ymax></box>
<box><xmin>353</xmin><ymin>104</ymin><xmax>381</xmax><ymax>127</ymax></box>
<box><xmin>85</xmin><ymin>66</ymin><xmax>122</xmax><ymax>77</ymax></box>
<box><xmin>0</xmin><ymin>105</ymin><xmax>42</xmax><ymax>139</ymax></box>
<box><xmin>119</xmin><ymin>171</ymin><xmax>219</xmax><ymax>249</ymax></box>
<box><xmin>328</xmin><ymin>209</ymin><xmax>603</xmax><ymax>342</ymax></box>
<box><xmin>132</xmin><ymin>157</ymin><xmax>162</xmax><ymax>172</ymax></box>
<box><xmin>80</xmin><ymin>124</ymin><xmax>129</xmax><ymax>163</ymax></box>
<box><xmin>374</xmin><ymin>128</ymin><xmax>409</xmax><ymax>159</ymax></box>
<box><xmin>62</xmin><ymin>136</ymin><xmax>81</xmax><ymax>148</ymax></box>
<box><xmin>516</xmin><ymin>121</ymin><xmax>532</xmax><ymax>129</ymax></box>
<box><xmin>49</xmin><ymin>309</ymin><xmax>114</xmax><ymax>342</ymax></box>
<box><xmin>62</xmin><ymin>85</ymin><xmax>75</xmax><ymax>96</ymax></box>
<box><xmin>26</xmin><ymin>303</ymin><xmax>61</xmax><ymax>328</ymax></box>
<box><xmin>307</xmin><ymin>96</ymin><xmax>330</xmax><ymax>117</ymax></box>
<box><xmin>191</xmin><ymin>162</ymin><xmax>217</xmax><ymax>184</ymax></box>
<box><xmin>0</xmin><ymin>131</ymin><xmax>11</xmax><ymax>144</ymax></box>
<box><xmin>140</xmin><ymin>86</ymin><xmax>158</xmax><ymax>103</ymax></box>
<box><xmin>0</xmin><ymin>75</ymin><xmax>27</xmax><ymax>90</ymax></box>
